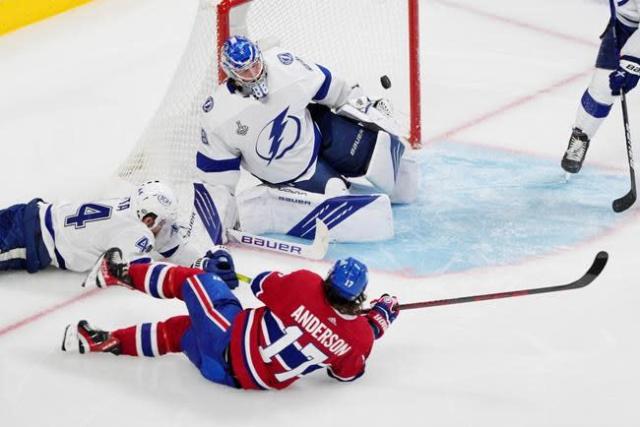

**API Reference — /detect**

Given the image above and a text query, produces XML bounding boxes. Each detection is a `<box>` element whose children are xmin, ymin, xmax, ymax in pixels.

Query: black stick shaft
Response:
<box><xmin>395</xmin><ymin>251</ymin><xmax>608</xmax><ymax>311</ymax></box>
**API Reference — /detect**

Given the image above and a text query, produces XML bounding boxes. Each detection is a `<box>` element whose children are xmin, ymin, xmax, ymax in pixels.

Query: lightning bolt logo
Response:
<box><xmin>255</xmin><ymin>107</ymin><xmax>302</xmax><ymax>165</ymax></box>
<box><xmin>267</xmin><ymin>107</ymin><xmax>289</xmax><ymax>164</ymax></box>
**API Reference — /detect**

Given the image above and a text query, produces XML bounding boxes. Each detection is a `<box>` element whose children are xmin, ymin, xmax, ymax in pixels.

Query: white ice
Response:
<box><xmin>1</xmin><ymin>0</ymin><xmax>639</xmax><ymax>426</ymax></box>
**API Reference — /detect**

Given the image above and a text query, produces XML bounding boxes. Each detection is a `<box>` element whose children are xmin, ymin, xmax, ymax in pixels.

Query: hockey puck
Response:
<box><xmin>380</xmin><ymin>75</ymin><xmax>391</xmax><ymax>89</ymax></box>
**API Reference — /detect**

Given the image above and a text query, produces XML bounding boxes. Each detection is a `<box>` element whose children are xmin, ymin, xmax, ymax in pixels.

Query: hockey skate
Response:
<box><xmin>61</xmin><ymin>320</ymin><xmax>121</xmax><ymax>355</ymax></box>
<box><xmin>561</xmin><ymin>128</ymin><xmax>590</xmax><ymax>173</ymax></box>
<box><xmin>82</xmin><ymin>247</ymin><xmax>132</xmax><ymax>288</ymax></box>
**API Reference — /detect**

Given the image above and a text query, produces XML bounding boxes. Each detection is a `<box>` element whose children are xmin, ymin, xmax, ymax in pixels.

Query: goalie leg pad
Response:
<box><xmin>362</xmin><ymin>131</ymin><xmax>405</xmax><ymax>195</ymax></box>
<box><xmin>390</xmin><ymin>152</ymin><xmax>421</xmax><ymax>204</ymax></box>
<box><xmin>176</xmin><ymin>182</ymin><xmax>238</xmax><ymax>262</ymax></box>
<box><xmin>237</xmin><ymin>185</ymin><xmax>394</xmax><ymax>242</ymax></box>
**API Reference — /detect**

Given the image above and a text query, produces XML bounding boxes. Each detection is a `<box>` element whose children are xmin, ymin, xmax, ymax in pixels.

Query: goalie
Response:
<box><xmin>196</xmin><ymin>36</ymin><xmax>420</xmax><ymax>242</ymax></box>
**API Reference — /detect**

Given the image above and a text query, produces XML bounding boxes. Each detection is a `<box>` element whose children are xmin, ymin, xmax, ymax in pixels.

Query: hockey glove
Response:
<box><xmin>609</xmin><ymin>55</ymin><xmax>640</xmax><ymax>95</ymax></box>
<box><xmin>192</xmin><ymin>246</ymin><xmax>239</xmax><ymax>289</ymax></box>
<box><xmin>366</xmin><ymin>294</ymin><xmax>399</xmax><ymax>339</ymax></box>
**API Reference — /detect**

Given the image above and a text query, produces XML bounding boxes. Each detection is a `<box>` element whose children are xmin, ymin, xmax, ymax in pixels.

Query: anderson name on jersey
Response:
<box><xmin>229</xmin><ymin>269</ymin><xmax>375</xmax><ymax>390</ymax></box>
<box><xmin>197</xmin><ymin>47</ymin><xmax>359</xmax><ymax>193</ymax></box>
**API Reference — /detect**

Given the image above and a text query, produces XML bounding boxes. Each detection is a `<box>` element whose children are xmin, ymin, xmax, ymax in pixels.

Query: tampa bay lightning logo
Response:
<box><xmin>277</xmin><ymin>52</ymin><xmax>294</xmax><ymax>65</ymax></box>
<box><xmin>255</xmin><ymin>107</ymin><xmax>301</xmax><ymax>164</ymax></box>
<box><xmin>202</xmin><ymin>96</ymin><xmax>214</xmax><ymax>113</ymax></box>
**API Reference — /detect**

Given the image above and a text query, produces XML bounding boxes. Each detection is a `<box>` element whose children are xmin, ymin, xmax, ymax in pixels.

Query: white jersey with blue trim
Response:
<box><xmin>616</xmin><ymin>0</ymin><xmax>640</xmax><ymax>27</ymax></box>
<box><xmin>38</xmin><ymin>197</ymin><xmax>182</xmax><ymax>272</ymax></box>
<box><xmin>198</xmin><ymin>47</ymin><xmax>356</xmax><ymax>194</ymax></box>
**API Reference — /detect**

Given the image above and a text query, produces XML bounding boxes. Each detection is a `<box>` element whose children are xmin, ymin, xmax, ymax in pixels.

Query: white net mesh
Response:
<box><xmin>117</xmin><ymin>0</ymin><xmax>416</xmax><ymax>188</ymax></box>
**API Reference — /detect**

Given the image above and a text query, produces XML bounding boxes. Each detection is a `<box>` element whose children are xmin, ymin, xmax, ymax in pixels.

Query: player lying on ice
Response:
<box><xmin>196</xmin><ymin>35</ymin><xmax>420</xmax><ymax>242</ymax></box>
<box><xmin>0</xmin><ymin>181</ymin><xmax>215</xmax><ymax>273</ymax></box>
<box><xmin>62</xmin><ymin>247</ymin><xmax>399</xmax><ymax>390</ymax></box>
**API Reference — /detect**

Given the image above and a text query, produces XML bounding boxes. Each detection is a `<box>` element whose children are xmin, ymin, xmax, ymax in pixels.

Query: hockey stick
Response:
<box><xmin>394</xmin><ymin>251</ymin><xmax>608</xmax><ymax>311</ymax></box>
<box><xmin>612</xmin><ymin>91</ymin><xmax>637</xmax><ymax>212</ymax></box>
<box><xmin>609</xmin><ymin>0</ymin><xmax>637</xmax><ymax>212</ymax></box>
<box><xmin>227</xmin><ymin>219</ymin><xmax>330</xmax><ymax>260</ymax></box>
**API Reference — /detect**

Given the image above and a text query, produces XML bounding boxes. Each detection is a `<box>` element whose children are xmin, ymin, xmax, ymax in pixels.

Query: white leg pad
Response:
<box><xmin>237</xmin><ymin>185</ymin><xmax>394</xmax><ymax>242</ymax></box>
<box><xmin>177</xmin><ymin>182</ymin><xmax>238</xmax><ymax>259</ymax></box>
<box><xmin>362</xmin><ymin>131</ymin><xmax>405</xmax><ymax>195</ymax></box>
<box><xmin>390</xmin><ymin>152</ymin><xmax>421</xmax><ymax>204</ymax></box>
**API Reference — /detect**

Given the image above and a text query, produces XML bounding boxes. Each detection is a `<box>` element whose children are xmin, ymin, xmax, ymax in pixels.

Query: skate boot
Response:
<box><xmin>561</xmin><ymin>128</ymin><xmax>590</xmax><ymax>173</ymax></box>
<box><xmin>61</xmin><ymin>320</ymin><xmax>121</xmax><ymax>355</ymax></box>
<box><xmin>82</xmin><ymin>247</ymin><xmax>132</xmax><ymax>288</ymax></box>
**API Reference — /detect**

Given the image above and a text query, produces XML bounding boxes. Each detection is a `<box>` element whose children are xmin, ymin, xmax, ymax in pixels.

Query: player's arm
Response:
<box><xmin>308</xmin><ymin>61</ymin><xmax>364</xmax><ymax>109</ymax></box>
<box><xmin>327</xmin><ymin>354</ymin><xmax>368</xmax><ymax>383</ymax></box>
<box><xmin>250</xmin><ymin>269</ymin><xmax>316</xmax><ymax>304</ymax></box>
<box><xmin>197</xmin><ymin>125</ymin><xmax>242</xmax><ymax>196</ymax></box>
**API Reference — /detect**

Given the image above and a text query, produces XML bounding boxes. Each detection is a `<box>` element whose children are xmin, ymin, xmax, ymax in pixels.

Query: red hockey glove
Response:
<box><xmin>366</xmin><ymin>294</ymin><xmax>399</xmax><ymax>339</ymax></box>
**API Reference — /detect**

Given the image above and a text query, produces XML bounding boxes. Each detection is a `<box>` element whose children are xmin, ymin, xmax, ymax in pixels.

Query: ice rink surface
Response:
<box><xmin>1</xmin><ymin>0</ymin><xmax>640</xmax><ymax>426</ymax></box>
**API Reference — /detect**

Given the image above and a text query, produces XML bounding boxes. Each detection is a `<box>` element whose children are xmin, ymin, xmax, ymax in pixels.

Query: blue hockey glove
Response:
<box><xmin>192</xmin><ymin>247</ymin><xmax>238</xmax><ymax>289</ymax></box>
<box><xmin>609</xmin><ymin>55</ymin><xmax>640</xmax><ymax>95</ymax></box>
<box><xmin>366</xmin><ymin>294</ymin><xmax>399</xmax><ymax>339</ymax></box>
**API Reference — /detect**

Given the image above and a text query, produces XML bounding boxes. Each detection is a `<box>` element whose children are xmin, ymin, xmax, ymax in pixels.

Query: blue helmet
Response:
<box><xmin>327</xmin><ymin>257</ymin><xmax>369</xmax><ymax>301</ymax></box>
<box><xmin>220</xmin><ymin>36</ymin><xmax>268</xmax><ymax>99</ymax></box>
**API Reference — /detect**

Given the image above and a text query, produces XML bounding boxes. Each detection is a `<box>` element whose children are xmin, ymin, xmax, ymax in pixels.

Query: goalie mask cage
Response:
<box><xmin>117</xmin><ymin>0</ymin><xmax>421</xmax><ymax>187</ymax></box>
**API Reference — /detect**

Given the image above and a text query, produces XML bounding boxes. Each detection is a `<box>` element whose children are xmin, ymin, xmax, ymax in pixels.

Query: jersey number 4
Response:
<box><xmin>64</xmin><ymin>203</ymin><xmax>113</xmax><ymax>229</ymax></box>
<box><xmin>259</xmin><ymin>325</ymin><xmax>328</xmax><ymax>382</ymax></box>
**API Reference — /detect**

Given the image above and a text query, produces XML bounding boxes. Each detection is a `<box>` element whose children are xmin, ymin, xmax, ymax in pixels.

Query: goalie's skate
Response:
<box><xmin>561</xmin><ymin>128</ymin><xmax>590</xmax><ymax>174</ymax></box>
<box><xmin>61</xmin><ymin>320</ymin><xmax>121</xmax><ymax>355</ymax></box>
<box><xmin>82</xmin><ymin>247</ymin><xmax>132</xmax><ymax>289</ymax></box>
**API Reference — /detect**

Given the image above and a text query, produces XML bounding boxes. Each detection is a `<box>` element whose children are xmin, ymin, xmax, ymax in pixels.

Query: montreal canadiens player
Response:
<box><xmin>62</xmin><ymin>248</ymin><xmax>399</xmax><ymax>390</ymax></box>
<box><xmin>0</xmin><ymin>181</ymin><xmax>201</xmax><ymax>273</ymax></box>
<box><xmin>562</xmin><ymin>0</ymin><xmax>640</xmax><ymax>173</ymax></box>
<box><xmin>197</xmin><ymin>36</ymin><xmax>419</xmax><ymax>242</ymax></box>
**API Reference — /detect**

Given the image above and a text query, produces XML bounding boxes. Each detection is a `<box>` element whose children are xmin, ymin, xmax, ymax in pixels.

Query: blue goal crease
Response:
<box><xmin>323</xmin><ymin>142</ymin><xmax>627</xmax><ymax>276</ymax></box>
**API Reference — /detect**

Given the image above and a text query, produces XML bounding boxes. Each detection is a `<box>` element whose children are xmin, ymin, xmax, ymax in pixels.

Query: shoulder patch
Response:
<box><xmin>278</xmin><ymin>52</ymin><xmax>294</xmax><ymax>65</ymax></box>
<box><xmin>202</xmin><ymin>96</ymin><xmax>214</xmax><ymax>113</ymax></box>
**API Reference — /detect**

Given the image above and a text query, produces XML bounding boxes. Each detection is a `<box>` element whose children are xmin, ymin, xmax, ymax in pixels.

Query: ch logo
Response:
<box><xmin>236</xmin><ymin>121</ymin><xmax>249</xmax><ymax>136</ymax></box>
<box><xmin>255</xmin><ymin>107</ymin><xmax>301</xmax><ymax>164</ymax></box>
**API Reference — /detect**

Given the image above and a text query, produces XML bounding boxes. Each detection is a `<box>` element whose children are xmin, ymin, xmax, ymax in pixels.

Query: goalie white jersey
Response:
<box><xmin>38</xmin><ymin>198</ymin><xmax>182</xmax><ymax>272</ymax></box>
<box><xmin>197</xmin><ymin>47</ymin><xmax>356</xmax><ymax>193</ymax></box>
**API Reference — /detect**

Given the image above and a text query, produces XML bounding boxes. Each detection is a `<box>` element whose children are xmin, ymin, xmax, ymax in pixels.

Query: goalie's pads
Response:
<box><xmin>362</xmin><ymin>131</ymin><xmax>405</xmax><ymax>195</ymax></box>
<box><xmin>236</xmin><ymin>185</ymin><xmax>393</xmax><ymax>242</ymax></box>
<box><xmin>170</xmin><ymin>182</ymin><xmax>238</xmax><ymax>265</ymax></box>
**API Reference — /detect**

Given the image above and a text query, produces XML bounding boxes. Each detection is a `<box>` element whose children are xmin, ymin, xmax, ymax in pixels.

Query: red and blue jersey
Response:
<box><xmin>229</xmin><ymin>270</ymin><xmax>375</xmax><ymax>390</ymax></box>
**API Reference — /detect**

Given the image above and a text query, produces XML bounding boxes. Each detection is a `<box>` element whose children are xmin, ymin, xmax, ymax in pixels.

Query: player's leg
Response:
<box><xmin>83</xmin><ymin>247</ymin><xmax>201</xmax><ymax>299</ymax></box>
<box><xmin>562</xmin><ymin>21</ymin><xmax>636</xmax><ymax>173</ymax></box>
<box><xmin>179</xmin><ymin>273</ymin><xmax>242</xmax><ymax>387</ymax></box>
<box><xmin>0</xmin><ymin>198</ymin><xmax>51</xmax><ymax>273</ymax></box>
<box><xmin>310</xmin><ymin>104</ymin><xmax>419</xmax><ymax>203</ymax></box>
<box><xmin>61</xmin><ymin>316</ymin><xmax>191</xmax><ymax>357</ymax></box>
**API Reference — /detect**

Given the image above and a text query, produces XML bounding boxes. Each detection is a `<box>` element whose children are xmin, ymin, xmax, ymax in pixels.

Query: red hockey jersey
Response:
<box><xmin>229</xmin><ymin>269</ymin><xmax>375</xmax><ymax>390</ymax></box>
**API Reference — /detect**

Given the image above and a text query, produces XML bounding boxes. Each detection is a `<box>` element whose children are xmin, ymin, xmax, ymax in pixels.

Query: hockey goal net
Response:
<box><xmin>117</xmin><ymin>0</ymin><xmax>421</xmax><ymax>187</ymax></box>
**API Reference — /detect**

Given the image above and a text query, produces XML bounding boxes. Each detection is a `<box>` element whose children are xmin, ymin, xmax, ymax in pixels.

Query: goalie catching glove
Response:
<box><xmin>192</xmin><ymin>246</ymin><xmax>239</xmax><ymax>289</ymax></box>
<box><xmin>366</xmin><ymin>294</ymin><xmax>399</xmax><ymax>339</ymax></box>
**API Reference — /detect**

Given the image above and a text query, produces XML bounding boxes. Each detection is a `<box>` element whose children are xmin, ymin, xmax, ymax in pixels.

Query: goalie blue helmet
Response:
<box><xmin>220</xmin><ymin>36</ymin><xmax>269</xmax><ymax>100</ymax></box>
<box><xmin>327</xmin><ymin>257</ymin><xmax>369</xmax><ymax>301</ymax></box>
